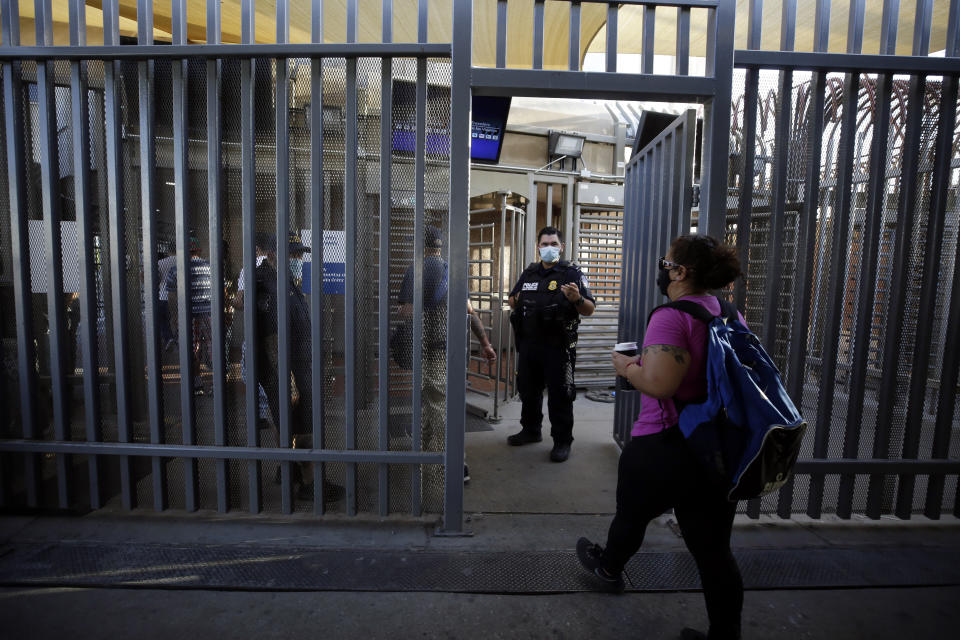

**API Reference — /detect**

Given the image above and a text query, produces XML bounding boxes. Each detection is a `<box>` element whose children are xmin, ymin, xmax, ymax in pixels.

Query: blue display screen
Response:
<box><xmin>470</xmin><ymin>95</ymin><xmax>511</xmax><ymax>163</ymax></box>
<box><xmin>391</xmin><ymin>81</ymin><xmax>511</xmax><ymax>164</ymax></box>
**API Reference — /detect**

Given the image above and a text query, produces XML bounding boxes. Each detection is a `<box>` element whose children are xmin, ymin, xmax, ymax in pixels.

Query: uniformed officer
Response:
<box><xmin>507</xmin><ymin>226</ymin><xmax>595</xmax><ymax>462</ymax></box>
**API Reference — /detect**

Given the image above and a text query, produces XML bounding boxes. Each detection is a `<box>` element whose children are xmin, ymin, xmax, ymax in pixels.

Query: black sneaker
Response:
<box><xmin>463</xmin><ymin>465</ymin><xmax>470</xmax><ymax>484</ymax></box>
<box><xmin>507</xmin><ymin>430</ymin><xmax>542</xmax><ymax>446</ymax></box>
<box><xmin>550</xmin><ymin>442</ymin><xmax>571</xmax><ymax>462</ymax></box>
<box><xmin>576</xmin><ymin>537</ymin><xmax>624</xmax><ymax>593</ymax></box>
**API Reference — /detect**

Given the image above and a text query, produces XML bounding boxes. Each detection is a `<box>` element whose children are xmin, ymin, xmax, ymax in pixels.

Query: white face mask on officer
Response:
<box><xmin>539</xmin><ymin>245</ymin><xmax>561</xmax><ymax>264</ymax></box>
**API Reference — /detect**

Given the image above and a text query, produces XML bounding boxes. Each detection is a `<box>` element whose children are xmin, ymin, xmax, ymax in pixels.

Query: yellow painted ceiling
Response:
<box><xmin>3</xmin><ymin>1</ymin><xmax>954</xmax><ymax>61</ymax></box>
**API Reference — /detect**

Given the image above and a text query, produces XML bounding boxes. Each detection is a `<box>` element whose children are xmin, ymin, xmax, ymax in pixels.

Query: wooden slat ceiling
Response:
<box><xmin>4</xmin><ymin>1</ymin><xmax>954</xmax><ymax>64</ymax></box>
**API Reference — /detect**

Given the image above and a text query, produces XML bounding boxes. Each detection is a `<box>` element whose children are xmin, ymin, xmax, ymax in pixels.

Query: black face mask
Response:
<box><xmin>656</xmin><ymin>267</ymin><xmax>672</xmax><ymax>297</ymax></box>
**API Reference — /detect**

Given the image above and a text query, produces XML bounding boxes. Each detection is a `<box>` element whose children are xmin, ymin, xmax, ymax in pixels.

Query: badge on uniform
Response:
<box><xmin>548</xmin><ymin>281</ymin><xmax>557</xmax><ymax>290</ymax></box>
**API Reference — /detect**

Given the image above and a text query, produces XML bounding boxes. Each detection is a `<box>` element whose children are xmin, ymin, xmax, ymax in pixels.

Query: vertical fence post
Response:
<box><xmin>206</xmin><ymin>0</ymin><xmax>229</xmax><ymax>514</ymax></box>
<box><xmin>171</xmin><ymin>0</ymin><xmax>198</xmax><ymax>513</ymax></box>
<box><xmin>240</xmin><ymin>0</ymin><xmax>261</xmax><ymax>514</ymax></box>
<box><xmin>35</xmin><ymin>0</ymin><xmax>71</xmax><ymax>509</ymax></box>
<box><xmin>69</xmin><ymin>0</ymin><xmax>102</xmax><ymax>509</ymax></box>
<box><xmin>310</xmin><ymin>0</ymin><xmax>327</xmax><ymax>516</ymax></box>
<box><xmin>276</xmin><ymin>0</ymin><xmax>293</xmax><ymax>515</ymax></box>
<box><xmin>442</xmin><ymin>0</ymin><xmax>472</xmax><ymax>533</ymax></box>
<box><xmin>344</xmin><ymin>0</ymin><xmax>360</xmax><ymax>516</ymax></box>
<box><xmin>378</xmin><ymin>0</ymin><xmax>394</xmax><ymax>518</ymax></box>
<box><xmin>699</xmin><ymin>0</ymin><xmax>736</xmax><ymax>240</ymax></box>
<box><xmin>1</xmin><ymin>0</ymin><xmax>40</xmax><ymax>507</ymax></box>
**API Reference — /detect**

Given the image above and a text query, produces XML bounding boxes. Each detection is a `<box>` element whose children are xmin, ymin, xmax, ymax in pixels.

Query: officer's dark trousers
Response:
<box><xmin>517</xmin><ymin>340</ymin><xmax>575</xmax><ymax>443</ymax></box>
<box><xmin>601</xmin><ymin>427</ymin><xmax>742</xmax><ymax>639</ymax></box>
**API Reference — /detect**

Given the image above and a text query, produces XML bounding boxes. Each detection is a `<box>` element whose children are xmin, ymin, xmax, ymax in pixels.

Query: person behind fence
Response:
<box><xmin>163</xmin><ymin>234</ymin><xmax>213</xmax><ymax>395</ymax></box>
<box><xmin>252</xmin><ymin>231</ymin><xmax>344</xmax><ymax>503</ymax></box>
<box><xmin>157</xmin><ymin>248</ymin><xmax>178</xmax><ymax>352</ymax></box>
<box><xmin>396</xmin><ymin>225</ymin><xmax>496</xmax><ymax>487</ymax></box>
<box><xmin>506</xmin><ymin>225</ymin><xmax>595</xmax><ymax>463</ymax></box>
<box><xmin>575</xmin><ymin>234</ymin><xmax>745</xmax><ymax>640</ymax></box>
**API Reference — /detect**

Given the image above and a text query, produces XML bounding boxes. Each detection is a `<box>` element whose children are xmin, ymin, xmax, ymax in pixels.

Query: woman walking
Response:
<box><xmin>577</xmin><ymin>234</ymin><xmax>745</xmax><ymax>640</ymax></box>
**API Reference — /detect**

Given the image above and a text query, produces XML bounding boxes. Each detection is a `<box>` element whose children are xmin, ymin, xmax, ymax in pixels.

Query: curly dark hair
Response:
<box><xmin>669</xmin><ymin>234</ymin><xmax>742</xmax><ymax>290</ymax></box>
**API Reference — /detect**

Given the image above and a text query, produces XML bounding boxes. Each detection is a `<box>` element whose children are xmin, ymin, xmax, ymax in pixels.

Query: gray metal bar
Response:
<box><xmin>807</xmin><ymin>72</ymin><xmax>859</xmax><ymax>519</ymax></box>
<box><xmin>346</xmin><ymin>0</ymin><xmax>357</xmax><ymax>43</ymax></box>
<box><xmin>948</xmin><ymin>0</ymin><xmax>960</xmax><ymax>57</ymax></box>
<box><xmin>0</xmin><ymin>441</ymin><xmax>446</xmax><ymax>465</ymax></box>
<box><xmin>792</xmin><ymin>459</ymin><xmax>960</xmax><ymax>474</ymax></box>
<box><xmin>69</xmin><ymin>0</ymin><xmax>102</xmax><ymax>509</ymax></box>
<box><xmin>674</xmin><ymin>7</ymin><xmax>690</xmax><ymax>75</ymax></box>
<box><xmin>896</xmin><ymin>71</ymin><xmax>958</xmax><ymax>520</ymax></box>
<box><xmin>733</xmin><ymin>69</ymin><xmax>758</xmax><ymax>312</ymax></box>
<box><xmin>101</xmin><ymin>0</ymin><xmax>134</xmax><ymax>510</ymax></box>
<box><xmin>471</xmin><ymin>69</ymin><xmax>716</xmax><ymax>101</ymax></box>
<box><xmin>240</xmin><ymin>0</ymin><xmax>261</xmax><ymax>514</ymax></box>
<box><xmin>813</xmin><ymin>0</ymin><xmax>831</xmax><ymax>51</ymax></box>
<box><xmin>926</xmin><ymin>82</ymin><xmax>960</xmax><ymax>519</ymax></box>
<box><xmin>699</xmin><ymin>0</ymin><xmax>735</xmax><ymax>239</ymax></box>
<box><xmin>206</xmin><ymin>0</ymin><xmax>228</xmax><ymax>515</ymax></box>
<box><xmin>276</xmin><ymin>1</ymin><xmax>293</xmax><ymax>515</ymax></box>
<box><xmin>0</xmin><ymin>43</ymin><xmax>452</xmax><ymax>61</ymax></box>
<box><xmin>171</xmin><ymin>0</ymin><xmax>198</xmax><ymax>512</ymax></box>
<box><xmin>781</xmin><ymin>0</ymin><xmax>796</xmax><ymax>51</ymax></box>
<box><xmin>310</xmin><ymin>0</ymin><xmax>326</xmax><ymax>517</ymax></box>
<box><xmin>866</xmin><ymin>73</ymin><xmax>925</xmax><ymax>520</ymax></box>
<box><xmin>760</xmin><ymin>69</ymin><xmax>792</xmax><ymax>350</ymax></box>
<box><xmin>606</xmin><ymin>4</ymin><xmax>618</xmax><ymax>72</ymax></box>
<box><xmin>411</xmin><ymin>57</ymin><xmax>427</xmax><ymax>516</ymax></box>
<box><xmin>642</xmin><ymin>5</ymin><xmax>655</xmax><ymax>75</ymax></box>
<box><xmin>546</xmin><ymin>184</ymin><xmax>553</xmax><ymax>227</ymax></box>
<box><xmin>533</xmin><ymin>0</ymin><xmax>545</xmax><ymax>70</ymax></box>
<box><xmin>442</xmin><ymin>0</ymin><xmax>471</xmax><ymax>534</ymax></box>
<box><xmin>846</xmin><ymin>0</ymin><xmax>865</xmax><ymax>54</ymax></box>
<box><xmin>879</xmin><ymin>0</ymin><xmax>900</xmax><ymax>54</ymax></box>
<box><xmin>136</xmin><ymin>0</ymin><xmax>166</xmax><ymax>513</ymax></box>
<box><xmin>0</xmin><ymin>0</ymin><xmax>40</xmax><ymax>507</ymax></box>
<box><xmin>837</xmin><ymin>73</ymin><xmax>893</xmax><ymax>519</ymax></box>
<box><xmin>494</xmin><ymin>194</ymin><xmax>507</xmax><ymax>421</ymax></box>
<box><xmin>569</xmin><ymin>2</ymin><xmax>581</xmax><ymax>71</ymax></box>
<box><xmin>418</xmin><ymin>0</ymin><xmax>428</xmax><ymax>43</ymax></box>
<box><xmin>912</xmin><ymin>0</ymin><xmax>933</xmax><ymax>56</ymax></box>
<box><xmin>378</xmin><ymin>54</ymin><xmax>393</xmax><ymax>517</ymax></box>
<box><xmin>496</xmin><ymin>0</ymin><xmax>507</xmax><ymax>69</ymax></box>
<box><xmin>345</xmin><ymin>56</ymin><xmax>359</xmax><ymax>515</ymax></box>
<box><xmin>35</xmin><ymin>0</ymin><xmax>71</xmax><ymax>509</ymax></box>
<box><xmin>383</xmin><ymin>0</ymin><xmax>393</xmax><ymax>42</ymax></box>
<box><xmin>733</xmin><ymin>51</ymin><xmax>960</xmax><ymax>75</ymax></box>
<box><xmin>746</xmin><ymin>0</ymin><xmax>762</xmax><ymax>49</ymax></box>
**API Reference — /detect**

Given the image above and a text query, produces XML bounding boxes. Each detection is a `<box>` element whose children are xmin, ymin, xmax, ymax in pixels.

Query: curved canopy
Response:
<box><xmin>8</xmin><ymin>1</ymin><xmax>953</xmax><ymax>60</ymax></box>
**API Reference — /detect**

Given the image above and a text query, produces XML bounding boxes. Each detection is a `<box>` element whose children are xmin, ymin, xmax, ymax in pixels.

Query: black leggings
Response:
<box><xmin>602</xmin><ymin>427</ymin><xmax>743</xmax><ymax>639</ymax></box>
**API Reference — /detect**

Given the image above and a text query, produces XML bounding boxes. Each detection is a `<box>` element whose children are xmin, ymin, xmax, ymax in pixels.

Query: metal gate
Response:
<box><xmin>0</xmin><ymin>0</ymin><xmax>471</xmax><ymax>530</ymax></box>
<box><xmin>614</xmin><ymin>110</ymin><xmax>697</xmax><ymax>446</ymax></box>
<box><xmin>467</xmin><ymin>194</ymin><xmax>526</xmax><ymax>421</ymax></box>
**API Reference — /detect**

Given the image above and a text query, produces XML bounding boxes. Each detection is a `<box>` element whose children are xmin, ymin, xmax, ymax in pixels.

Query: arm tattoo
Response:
<box><xmin>469</xmin><ymin>311</ymin><xmax>487</xmax><ymax>344</ymax></box>
<box><xmin>641</xmin><ymin>344</ymin><xmax>689</xmax><ymax>365</ymax></box>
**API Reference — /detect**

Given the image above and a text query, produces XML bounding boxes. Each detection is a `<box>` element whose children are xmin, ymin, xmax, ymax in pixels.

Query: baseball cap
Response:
<box><xmin>288</xmin><ymin>231</ymin><xmax>311</xmax><ymax>254</ymax></box>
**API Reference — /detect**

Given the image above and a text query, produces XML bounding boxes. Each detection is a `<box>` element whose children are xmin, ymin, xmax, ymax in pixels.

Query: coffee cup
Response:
<box><xmin>614</xmin><ymin>342</ymin><xmax>638</xmax><ymax>389</ymax></box>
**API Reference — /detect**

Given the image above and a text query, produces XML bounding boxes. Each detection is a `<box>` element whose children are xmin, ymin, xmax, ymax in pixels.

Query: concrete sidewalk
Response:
<box><xmin>1</xmin><ymin>393</ymin><xmax>959</xmax><ymax>639</ymax></box>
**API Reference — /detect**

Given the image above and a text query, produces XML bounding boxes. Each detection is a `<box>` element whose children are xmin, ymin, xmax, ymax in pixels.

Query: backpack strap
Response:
<box><xmin>646</xmin><ymin>299</ymin><xmax>716</xmax><ymax>326</ymax></box>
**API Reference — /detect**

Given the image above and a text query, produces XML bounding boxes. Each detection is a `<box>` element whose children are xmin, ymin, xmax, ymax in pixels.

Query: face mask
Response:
<box><xmin>289</xmin><ymin>258</ymin><xmax>303</xmax><ymax>281</ymax></box>
<box><xmin>656</xmin><ymin>267</ymin><xmax>672</xmax><ymax>297</ymax></box>
<box><xmin>539</xmin><ymin>245</ymin><xmax>561</xmax><ymax>264</ymax></box>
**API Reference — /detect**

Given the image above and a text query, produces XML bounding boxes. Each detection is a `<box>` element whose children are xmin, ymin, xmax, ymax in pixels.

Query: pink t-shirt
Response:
<box><xmin>630</xmin><ymin>295</ymin><xmax>745</xmax><ymax>437</ymax></box>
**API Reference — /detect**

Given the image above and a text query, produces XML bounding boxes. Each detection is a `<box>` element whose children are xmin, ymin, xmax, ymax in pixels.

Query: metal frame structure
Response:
<box><xmin>5</xmin><ymin>0</ymin><xmax>953</xmax><ymax>525</ymax></box>
<box><xmin>616</xmin><ymin>0</ymin><xmax>960</xmax><ymax>520</ymax></box>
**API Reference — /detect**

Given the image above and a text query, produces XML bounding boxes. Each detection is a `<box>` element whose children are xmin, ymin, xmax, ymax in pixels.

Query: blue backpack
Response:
<box><xmin>649</xmin><ymin>297</ymin><xmax>807</xmax><ymax>502</ymax></box>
